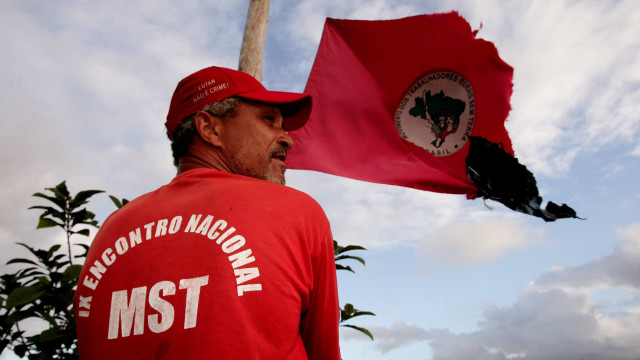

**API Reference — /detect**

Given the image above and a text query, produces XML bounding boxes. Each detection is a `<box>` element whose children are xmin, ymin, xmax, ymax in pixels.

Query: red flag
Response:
<box><xmin>287</xmin><ymin>13</ymin><xmax>514</xmax><ymax>197</ymax></box>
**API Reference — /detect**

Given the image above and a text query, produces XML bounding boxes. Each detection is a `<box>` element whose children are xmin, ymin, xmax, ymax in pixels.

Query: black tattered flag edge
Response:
<box><xmin>466</xmin><ymin>136</ymin><xmax>583</xmax><ymax>222</ymax></box>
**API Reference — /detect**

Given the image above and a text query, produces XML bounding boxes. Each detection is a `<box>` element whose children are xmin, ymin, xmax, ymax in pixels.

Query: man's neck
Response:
<box><xmin>176</xmin><ymin>137</ymin><xmax>233</xmax><ymax>175</ymax></box>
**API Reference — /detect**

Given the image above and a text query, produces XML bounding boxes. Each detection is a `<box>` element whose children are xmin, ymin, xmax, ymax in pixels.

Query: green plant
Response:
<box><xmin>334</xmin><ymin>240</ymin><xmax>375</xmax><ymax>340</ymax></box>
<box><xmin>0</xmin><ymin>182</ymin><xmax>103</xmax><ymax>359</ymax></box>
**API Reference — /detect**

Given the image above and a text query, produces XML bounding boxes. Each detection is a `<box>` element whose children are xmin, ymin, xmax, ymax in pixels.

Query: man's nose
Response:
<box><xmin>277</xmin><ymin>130</ymin><xmax>293</xmax><ymax>150</ymax></box>
<box><xmin>278</xmin><ymin>131</ymin><xmax>294</xmax><ymax>150</ymax></box>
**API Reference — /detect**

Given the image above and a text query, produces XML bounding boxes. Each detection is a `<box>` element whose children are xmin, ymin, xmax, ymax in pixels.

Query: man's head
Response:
<box><xmin>166</xmin><ymin>66</ymin><xmax>312</xmax><ymax>185</ymax></box>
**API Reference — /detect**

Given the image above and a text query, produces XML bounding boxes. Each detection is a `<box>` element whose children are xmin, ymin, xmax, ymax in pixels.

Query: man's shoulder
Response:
<box><xmin>247</xmin><ymin>178</ymin><xmax>326</xmax><ymax>215</ymax></box>
<box><xmin>219</xmin><ymin>175</ymin><xmax>329</xmax><ymax>224</ymax></box>
<box><xmin>196</xmin><ymin>169</ymin><xmax>322</xmax><ymax>207</ymax></box>
<box><xmin>101</xmin><ymin>170</ymin><xmax>328</xmax><ymax>228</ymax></box>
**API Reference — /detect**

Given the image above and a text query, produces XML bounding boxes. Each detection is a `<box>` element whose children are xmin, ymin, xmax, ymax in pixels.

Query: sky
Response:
<box><xmin>1</xmin><ymin>0</ymin><xmax>639</xmax><ymax>359</ymax></box>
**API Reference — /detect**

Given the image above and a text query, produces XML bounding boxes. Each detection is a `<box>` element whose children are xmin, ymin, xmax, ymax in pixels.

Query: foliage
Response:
<box><xmin>334</xmin><ymin>240</ymin><xmax>376</xmax><ymax>340</ymax></box>
<box><xmin>340</xmin><ymin>303</ymin><xmax>376</xmax><ymax>341</ymax></box>
<box><xmin>108</xmin><ymin>196</ymin><xmax>129</xmax><ymax>210</ymax></box>
<box><xmin>29</xmin><ymin>182</ymin><xmax>103</xmax><ymax>265</ymax></box>
<box><xmin>0</xmin><ymin>182</ymin><xmax>103</xmax><ymax>359</ymax></box>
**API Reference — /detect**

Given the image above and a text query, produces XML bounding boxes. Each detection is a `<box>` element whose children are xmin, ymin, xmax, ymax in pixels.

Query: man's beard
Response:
<box><xmin>228</xmin><ymin>146</ymin><xmax>287</xmax><ymax>185</ymax></box>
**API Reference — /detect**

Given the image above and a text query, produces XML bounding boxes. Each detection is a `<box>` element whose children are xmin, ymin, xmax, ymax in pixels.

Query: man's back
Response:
<box><xmin>75</xmin><ymin>169</ymin><xmax>339</xmax><ymax>359</ymax></box>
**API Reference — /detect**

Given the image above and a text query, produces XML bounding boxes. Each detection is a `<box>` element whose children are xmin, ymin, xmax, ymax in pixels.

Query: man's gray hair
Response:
<box><xmin>169</xmin><ymin>97</ymin><xmax>243</xmax><ymax>167</ymax></box>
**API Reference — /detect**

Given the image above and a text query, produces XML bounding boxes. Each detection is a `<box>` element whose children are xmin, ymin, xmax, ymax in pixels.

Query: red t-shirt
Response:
<box><xmin>75</xmin><ymin>169</ymin><xmax>340</xmax><ymax>360</ymax></box>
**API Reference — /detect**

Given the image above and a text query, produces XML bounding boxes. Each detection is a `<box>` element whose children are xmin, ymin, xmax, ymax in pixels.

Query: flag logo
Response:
<box><xmin>394</xmin><ymin>70</ymin><xmax>475</xmax><ymax>157</ymax></box>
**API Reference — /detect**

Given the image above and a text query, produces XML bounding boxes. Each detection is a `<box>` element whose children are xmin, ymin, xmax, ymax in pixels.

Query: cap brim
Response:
<box><xmin>238</xmin><ymin>90</ymin><xmax>312</xmax><ymax>131</ymax></box>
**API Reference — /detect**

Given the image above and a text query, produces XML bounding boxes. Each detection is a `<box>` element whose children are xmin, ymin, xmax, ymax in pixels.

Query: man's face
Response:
<box><xmin>220</xmin><ymin>101</ymin><xmax>293</xmax><ymax>185</ymax></box>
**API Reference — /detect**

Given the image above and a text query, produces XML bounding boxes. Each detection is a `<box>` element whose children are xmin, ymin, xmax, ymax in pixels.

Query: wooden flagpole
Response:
<box><xmin>238</xmin><ymin>0</ymin><xmax>270</xmax><ymax>82</ymax></box>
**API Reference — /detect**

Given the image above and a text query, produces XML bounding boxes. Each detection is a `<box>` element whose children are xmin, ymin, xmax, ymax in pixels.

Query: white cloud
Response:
<box><xmin>416</xmin><ymin>218</ymin><xmax>546</xmax><ymax>270</ymax></box>
<box><xmin>281</xmin><ymin>0</ymin><xmax>417</xmax><ymax>46</ymax></box>
<box><xmin>341</xmin><ymin>320</ymin><xmax>431</xmax><ymax>353</ymax></box>
<box><xmin>494</xmin><ymin>0</ymin><xmax>640</xmax><ymax>176</ymax></box>
<box><xmin>276</xmin><ymin>0</ymin><xmax>640</xmax><ymax>196</ymax></box>
<box><xmin>425</xmin><ymin>289</ymin><xmax>640</xmax><ymax>360</ymax></box>
<box><xmin>532</xmin><ymin>223</ymin><xmax>640</xmax><ymax>290</ymax></box>
<box><xmin>347</xmin><ymin>288</ymin><xmax>640</xmax><ymax>360</ymax></box>
<box><xmin>346</xmin><ymin>220</ymin><xmax>640</xmax><ymax>359</ymax></box>
<box><xmin>0</xmin><ymin>1</ymin><xmax>247</xmax><ymax>268</ymax></box>
<box><xmin>427</xmin><ymin>0</ymin><xmax>640</xmax><ymax>176</ymax></box>
<box><xmin>288</xmin><ymin>170</ymin><xmax>468</xmax><ymax>249</ymax></box>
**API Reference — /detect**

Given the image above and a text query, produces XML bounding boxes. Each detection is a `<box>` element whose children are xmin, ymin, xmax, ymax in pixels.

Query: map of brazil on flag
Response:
<box><xmin>287</xmin><ymin>13</ymin><xmax>579</xmax><ymax>221</ymax></box>
<box><xmin>287</xmin><ymin>12</ymin><xmax>514</xmax><ymax>196</ymax></box>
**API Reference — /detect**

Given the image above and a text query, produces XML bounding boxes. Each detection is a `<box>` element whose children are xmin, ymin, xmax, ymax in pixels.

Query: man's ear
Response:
<box><xmin>194</xmin><ymin>112</ymin><xmax>224</xmax><ymax>147</ymax></box>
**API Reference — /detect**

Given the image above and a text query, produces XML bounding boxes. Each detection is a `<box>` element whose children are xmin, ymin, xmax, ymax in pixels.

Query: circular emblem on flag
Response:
<box><xmin>394</xmin><ymin>70</ymin><xmax>475</xmax><ymax>157</ymax></box>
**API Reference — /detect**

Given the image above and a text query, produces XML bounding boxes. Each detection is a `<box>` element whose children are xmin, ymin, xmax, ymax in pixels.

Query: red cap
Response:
<box><xmin>165</xmin><ymin>66</ymin><xmax>312</xmax><ymax>139</ymax></box>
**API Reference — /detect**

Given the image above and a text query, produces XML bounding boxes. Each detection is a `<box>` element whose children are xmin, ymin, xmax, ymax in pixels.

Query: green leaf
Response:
<box><xmin>74</xmin><ymin>243</ymin><xmax>90</xmax><ymax>251</ymax></box>
<box><xmin>62</xmin><ymin>265</ymin><xmax>83</xmax><ymax>283</ymax></box>
<box><xmin>341</xmin><ymin>324</ymin><xmax>374</xmax><ymax>341</ymax></box>
<box><xmin>15</xmin><ymin>268</ymin><xmax>47</xmax><ymax>281</ymax></box>
<box><xmin>85</xmin><ymin>210</ymin><xmax>97</xmax><ymax>220</ymax></box>
<box><xmin>109</xmin><ymin>195</ymin><xmax>129</xmax><ymax>209</ymax></box>
<box><xmin>335</xmin><ymin>244</ymin><xmax>367</xmax><ymax>255</ymax></box>
<box><xmin>37</xmin><ymin>208</ymin><xmax>66</xmax><ymax>223</ymax></box>
<box><xmin>343</xmin><ymin>303</ymin><xmax>355</xmax><ymax>314</ymax></box>
<box><xmin>27</xmin><ymin>205</ymin><xmax>55</xmax><ymax>211</ymax></box>
<box><xmin>31</xmin><ymin>192</ymin><xmax>65</xmax><ymax>210</ymax></box>
<box><xmin>39</xmin><ymin>327</ymin><xmax>65</xmax><ymax>342</ymax></box>
<box><xmin>36</xmin><ymin>276</ymin><xmax>51</xmax><ymax>285</ymax></box>
<box><xmin>109</xmin><ymin>195</ymin><xmax>122</xmax><ymax>208</ymax></box>
<box><xmin>74</xmin><ymin>243</ymin><xmax>90</xmax><ymax>258</ymax></box>
<box><xmin>17</xmin><ymin>243</ymin><xmax>38</xmax><ymax>257</ymax></box>
<box><xmin>47</xmin><ymin>244</ymin><xmax>62</xmax><ymax>256</ymax></box>
<box><xmin>6</xmin><ymin>258</ymin><xmax>40</xmax><ymax>267</ymax></box>
<box><xmin>51</xmin><ymin>253</ymin><xmax>67</xmax><ymax>263</ymax></box>
<box><xmin>335</xmin><ymin>254</ymin><xmax>366</xmax><ymax>266</ymax></box>
<box><xmin>335</xmin><ymin>264</ymin><xmax>354</xmax><ymax>273</ymax></box>
<box><xmin>6</xmin><ymin>310</ymin><xmax>35</xmax><ymax>324</ymax></box>
<box><xmin>11</xmin><ymin>330</ymin><xmax>25</xmax><ymax>341</ymax></box>
<box><xmin>14</xmin><ymin>344</ymin><xmax>28</xmax><ymax>357</ymax></box>
<box><xmin>340</xmin><ymin>303</ymin><xmax>375</xmax><ymax>321</ymax></box>
<box><xmin>27</xmin><ymin>352</ymin><xmax>42</xmax><ymax>360</ymax></box>
<box><xmin>73</xmin><ymin>228</ymin><xmax>91</xmax><ymax>237</ymax></box>
<box><xmin>351</xmin><ymin>310</ymin><xmax>376</xmax><ymax>318</ymax></box>
<box><xmin>6</xmin><ymin>285</ymin><xmax>46</xmax><ymax>309</ymax></box>
<box><xmin>0</xmin><ymin>339</ymin><xmax>9</xmax><ymax>355</ymax></box>
<box><xmin>70</xmin><ymin>190</ymin><xmax>104</xmax><ymax>209</ymax></box>
<box><xmin>36</xmin><ymin>218</ymin><xmax>62</xmax><ymax>229</ymax></box>
<box><xmin>70</xmin><ymin>208</ymin><xmax>87</xmax><ymax>226</ymax></box>
<box><xmin>50</xmin><ymin>181</ymin><xmax>70</xmax><ymax>200</ymax></box>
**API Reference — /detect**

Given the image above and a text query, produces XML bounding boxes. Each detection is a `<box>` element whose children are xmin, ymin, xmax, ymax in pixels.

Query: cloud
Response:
<box><xmin>277</xmin><ymin>0</ymin><xmax>640</xmax><ymax>179</ymax></box>
<box><xmin>347</xmin><ymin>289</ymin><xmax>640</xmax><ymax>359</ymax></box>
<box><xmin>350</xmin><ymin>289</ymin><xmax>640</xmax><ymax>360</ymax></box>
<box><xmin>289</xmin><ymin>176</ymin><xmax>548</xmax><ymax>262</ymax></box>
<box><xmin>288</xmin><ymin>170</ymin><xmax>469</xmax><ymax>249</ymax></box>
<box><xmin>345</xmin><ymin>221</ymin><xmax>640</xmax><ymax>359</ymax></box>
<box><xmin>341</xmin><ymin>320</ymin><xmax>432</xmax><ymax>353</ymax></box>
<box><xmin>425</xmin><ymin>289</ymin><xmax>640</xmax><ymax>360</ymax></box>
<box><xmin>532</xmin><ymin>223</ymin><xmax>640</xmax><ymax>290</ymax></box>
<box><xmin>282</xmin><ymin>0</ymin><xmax>417</xmax><ymax>47</ymax></box>
<box><xmin>415</xmin><ymin>218</ymin><xmax>546</xmax><ymax>270</ymax></box>
<box><xmin>489</xmin><ymin>0</ymin><xmax>640</xmax><ymax>176</ymax></box>
<box><xmin>0</xmin><ymin>1</ymin><xmax>249</xmax><ymax>267</ymax></box>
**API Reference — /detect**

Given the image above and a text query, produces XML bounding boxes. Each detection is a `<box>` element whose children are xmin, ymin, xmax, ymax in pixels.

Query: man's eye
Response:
<box><xmin>264</xmin><ymin>115</ymin><xmax>275</xmax><ymax>122</ymax></box>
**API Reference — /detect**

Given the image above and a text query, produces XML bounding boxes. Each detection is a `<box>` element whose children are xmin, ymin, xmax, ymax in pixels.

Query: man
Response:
<box><xmin>74</xmin><ymin>66</ymin><xmax>341</xmax><ymax>360</ymax></box>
